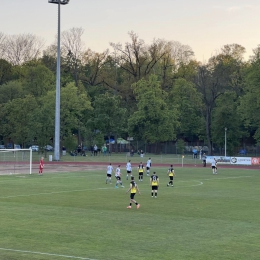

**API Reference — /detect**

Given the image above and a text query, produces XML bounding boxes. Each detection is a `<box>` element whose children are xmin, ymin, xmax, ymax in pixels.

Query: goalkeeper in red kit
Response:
<box><xmin>39</xmin><ymin>157</ymin><xmax>44</xmax><ymax>175</ymax></box>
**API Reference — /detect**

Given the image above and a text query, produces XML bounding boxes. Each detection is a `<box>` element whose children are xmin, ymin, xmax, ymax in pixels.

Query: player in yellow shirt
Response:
<box><xmin>167</xmin><ymin>165</ymin><xmax>175</xmax><ymax>187</ymax></box>
<box><xmin>137</xmin><ymin>162</ymin><xmax>144</xmax><ymax>181</ymax></box>
<box><xmin>126</xmin><ymin>176</ymin><xmax>141</xmax><ymax>209</ymax></box>
<box><xmin>150</xmin><ymin>172</ymin><xmax>159</xmax><ymax>198</ymax></box>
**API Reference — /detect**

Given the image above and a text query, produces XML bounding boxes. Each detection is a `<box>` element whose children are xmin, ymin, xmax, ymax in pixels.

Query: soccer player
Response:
<box><xmin>106</xmin><ymin>163</ymin><xmax>114</xmax><ymax>184</ymax></box>
<box><xmin>212</xmin><ymin>158</ymin><xmax>217</xmax><ymax>174</ymax></box>
<box><xmin>150</xmin><ymin>172</ymin><xmax>159</xmax><ymax>198</ymax></box>
<box><xmin>167</xmin><ymin>165</ymin><xmax>175</xmax><ymax>187</ymax></box>
<box><xmin>126</xmin><ymin>176</ymin><xmax>140</xmax><ymax>209</ymax></box>
<box><xmin>115</xmin><ymin>165</ymin><xmax>124</xmax><ymax>188</ymax></box>
<box><xmin>39</xmin><ymin>157</ymin><xmax>44</xmax><ymax>175</ymax></box>
<box><xmin>146</xmin><ymin>158</ymin><xmax>152</xmax><ymax>176</ymax></box>
<box><xmin>138</xmin><ymin>162</ymin><xmax>144</xmax><ymax>181</ymax></box>
<box><xmin>126</xmin><ymin>160</ymin><xmax>132</xmax><ymax>180</ymax></box>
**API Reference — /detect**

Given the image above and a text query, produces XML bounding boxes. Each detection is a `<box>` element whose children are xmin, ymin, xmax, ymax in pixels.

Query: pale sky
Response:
<box><xmin>1</xmin><ymin>0</ymin><xmax>260</xmax><ymax>62</ymax></box>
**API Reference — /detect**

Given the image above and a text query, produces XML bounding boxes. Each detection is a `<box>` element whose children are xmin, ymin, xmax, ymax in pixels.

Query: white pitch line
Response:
<box><xmin>200</xmin><ymin>176</ymin><xmax>252</xmax><ymax>181</ymax></box>
<box><xmin>0</xmin><ymin>187</ymin><xmax>109</xmax><ymax>199</ymax></box>
<box><xmin>0</xmin><ymin>247</ymin><xmax>97</xmax><ymax>260</ymax></box>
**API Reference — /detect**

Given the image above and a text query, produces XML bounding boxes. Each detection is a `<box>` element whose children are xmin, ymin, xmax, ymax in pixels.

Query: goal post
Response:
<box><xmin>0</xmin><ymin>149</ymin><xmax>32</xmax><ymax>175</ymax></box>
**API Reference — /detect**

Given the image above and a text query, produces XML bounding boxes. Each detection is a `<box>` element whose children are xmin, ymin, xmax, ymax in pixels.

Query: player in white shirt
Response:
<box><xmin>126</xmin><ymin>160</ymin><xmax>132</xmax><ymax>180</ymax></box>
<box><xmin>211</xmin><ymin>158</ymin><xmax>217</xmax><ymax>174</ymax></box>
<box><xmin>115</xmin><ymin>165</ymin><xmax>124</xmax><ymax>188</ymax></box>
<box><xmin>146</xmin><ymin>158</ymin><xmax>152</xmax><ymax>176</ymax></box>
<box><xmin>106</xmin><ymin>163</ymin><xmax>114</xmax><ymax>184</ymax></box>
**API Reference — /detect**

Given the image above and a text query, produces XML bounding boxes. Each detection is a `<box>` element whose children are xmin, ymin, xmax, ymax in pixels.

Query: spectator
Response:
<box><xmin>62</xmin><ymin>146</ymin><xmax>66</xmax><ymax>156</ymax></box>
<box><xmin>77</xmin><ymin>145</ymin><xmax>82</xmax><ymax>154</ymax></box>
<box><xmin>193</xmin><ymin>148</ymin><xmax>198</xmax><ymax>159</ymax></box>
<box><xmin>93</xmin><ymin>144</ymin><xmax>98</xmax><ymax>156</ymax></box>
<box><xmin>202</xmin><ymin>153</ymin><xmax>207</xmax><ymax>167</ymax></box>
<box><xmin>102</xmin><ymin>144</ymin><xmax>107</xmax><ymax>156</ymax></box>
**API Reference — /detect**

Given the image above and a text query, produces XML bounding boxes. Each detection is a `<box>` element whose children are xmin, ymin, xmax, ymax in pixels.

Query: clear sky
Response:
<box><xmin>1</xmin><ymin>0</ymin><xmax>260</xmax><ymax>62</ymax></box>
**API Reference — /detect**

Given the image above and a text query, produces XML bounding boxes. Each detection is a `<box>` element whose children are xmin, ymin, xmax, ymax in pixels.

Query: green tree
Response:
<box><xmin>0</xmin><ymin>80</ymin><xmax>23</xmax><ymax>103</ymax></box>
<box><xmin>128</xmin><ymin>75</ymin><xmax>178</xmax><ymax>147</ymax></box>
<box><xmin>212</xmin><ymin>91</ymin><xmax>244</xmax><ymax>155</ymax></box>
<box><xmin>28</xmin><ymin>82</ymin><xmax>92</xmax><ymax>152</ymax></box>
<box><xmin>194</xmin><ymin>44</ymin><xmax>246</xmax><ymax>154</ymax></box>
<box><xmin>0</xmin><ymin>59</ymin><xmax>12</xmax><ymax>85</ymax></box>
<box><xmin>88</xmin><ymin>93</ymin><xmax>127</xmax><ymax>150</ymax></box>
<box><xmin>2</xmin><ymin>95</ymin><xmax>38</xmax><ymax>146</ymax></box>
<box><xmin>238</xmin><ymin>47</ymin><xmax>260</xmax><ymax>143</ymax></box>
<box><xmin>168</xmin><ymin>78</ymin><xmax>202</xmax><ymax>139</ymax></box>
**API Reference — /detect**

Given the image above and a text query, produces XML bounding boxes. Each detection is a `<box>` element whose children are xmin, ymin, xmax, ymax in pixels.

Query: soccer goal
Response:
<box><xmin>0</xmin><ymin>149</ymin><xmax>32</xmax><ymax>175</ymax></box>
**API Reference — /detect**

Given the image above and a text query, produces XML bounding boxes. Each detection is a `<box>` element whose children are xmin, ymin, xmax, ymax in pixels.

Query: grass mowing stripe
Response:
<box><xmin>0</xmin><ymin>247</ymin><xmax>97</xmax><ymax>260</ymax></box>
<box><xmin>0</xmin><ymin>187</ymin><xmax>110</xmax><ymax>199</ymax></box>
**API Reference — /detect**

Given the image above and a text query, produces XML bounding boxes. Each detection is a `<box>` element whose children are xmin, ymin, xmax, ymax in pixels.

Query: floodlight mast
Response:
<box><xmin>49</xmin><ymin>0</ymin><xmax>69</xmax><ymax>160</ymax></box>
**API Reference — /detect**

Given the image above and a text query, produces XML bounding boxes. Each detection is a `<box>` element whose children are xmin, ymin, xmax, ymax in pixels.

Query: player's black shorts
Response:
<box><xmin>139</xmin><ymin>172</ymin><xmax>143</xmax><ymax>176</ymax></box>
<box><xmin>116</xmin><ymin>176</ymin><xmax>121</xmax><ymax>180</ymax></box>
<box><xmin>127</xmin><ymin>170</ymin><xmax>132</xmax><ymax>174</ymax></box>
<box><xmin>130</xmin><ymin>193</ymin><xmax>136</xmax><ymax>199</ymax></box>
<box><xmin>107</xmin><ymin>174</ymin><xmax>112</xmax><ymax>177</ymax></box>
<box><xmin>169</xmin><ymin>176</ymin><xmax>174</xmax><ymax>181</ymax></box>
<box><xmin>212</xmin><ymin>166</ymin><xmax>216</xmax><ymax>169</ymax></box>
<box><xmin>146</xmin><ymin>166</ymin><xmax>150</xmax><ymax>170</ymax></box>
<box><xmin>152</xmin><ymin>185</ymin><xmax>158</xmax><ymax>190</ymax></box>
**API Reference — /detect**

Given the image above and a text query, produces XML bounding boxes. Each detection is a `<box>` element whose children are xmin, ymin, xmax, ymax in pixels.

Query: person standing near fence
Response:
<box><xmin>39</xmin><ymin>157</ymin><xmax>44</xmax><ymax>175</ymax></box>
<box><xmin>202</xmin><ymin>153</ymin><xmax>207</xmax><ymax>167</ymax></box>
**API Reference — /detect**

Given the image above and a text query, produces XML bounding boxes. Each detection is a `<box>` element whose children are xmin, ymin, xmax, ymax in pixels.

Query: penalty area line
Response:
<box><xmin>0</xmin><ymin>247</ymin><xmax>98</xmax><ymax>260</ymax></box>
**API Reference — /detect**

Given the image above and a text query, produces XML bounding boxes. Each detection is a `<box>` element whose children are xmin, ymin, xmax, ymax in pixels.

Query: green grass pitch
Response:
<box><xmin>0</xmin><ymin>166</ymin><xmax>260</xmax><ymax>260</ymax></box>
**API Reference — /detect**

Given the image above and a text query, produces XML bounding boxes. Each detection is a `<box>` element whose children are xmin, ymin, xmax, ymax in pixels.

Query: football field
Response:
<box><xmin>0</xmin><ymin>166</ymin><xmax>259</xmax><ymax>260</ymax></box>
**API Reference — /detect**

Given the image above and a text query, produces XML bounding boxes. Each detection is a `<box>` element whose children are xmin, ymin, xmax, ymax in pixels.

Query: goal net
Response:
<box><xmin>0</xmin><ymin>149</ymin><xmax>32</xmax><ymax>175</ymax></box>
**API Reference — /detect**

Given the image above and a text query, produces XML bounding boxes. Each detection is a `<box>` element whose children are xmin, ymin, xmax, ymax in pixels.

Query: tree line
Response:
<box><xmin>0</xmin><ymin>28</ymin><xmax>260</xmax><ymax>155</ymax></box>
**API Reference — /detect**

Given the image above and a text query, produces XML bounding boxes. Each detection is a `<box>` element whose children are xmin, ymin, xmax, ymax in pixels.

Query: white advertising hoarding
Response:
<box><xmin>230</xmin><ymin>157</ymin><xmax>252</xmax><ymax>165</ymax></box>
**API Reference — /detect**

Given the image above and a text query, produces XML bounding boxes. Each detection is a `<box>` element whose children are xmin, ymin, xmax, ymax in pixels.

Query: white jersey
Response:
<box><xmin>126</xmin><ymin>162</ymin><xmax>132</xmax><ymax>171</ymax></box>
<box><xmin>146</xmin><ymin>159</ymin><xmax>151</xmax><ymax>167</ymax></box>
<box><xmin>115</xmin><ymin>167</ymin><xmax>121</xmax><ymax>177</ymax></box>
<box><xmin>211</xmin><ymin>160</ymin><xmax>216</xmax><ymax>167</ymax></box>
<box><xmin>107</xmin><ymin>165</ymin><xmax>113</xmax><ymax>174</ymax></box>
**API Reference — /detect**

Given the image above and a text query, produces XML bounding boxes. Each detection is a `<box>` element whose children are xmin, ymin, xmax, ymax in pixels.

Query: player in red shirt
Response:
<box><xmin>39</xmin><ymin>157</ymin><xmax>44</xmax><ymax>175</ymax></box>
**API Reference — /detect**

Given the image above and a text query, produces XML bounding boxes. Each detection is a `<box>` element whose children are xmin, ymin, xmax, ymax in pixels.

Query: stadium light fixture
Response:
<box><xmin>224</xmin><ymin>127</ymin><xmax>227</xmax><ymax>157</ymax></box>
<box><xmin>49</xmin><ymin>0</ymin><xmax>70</xmax><ymax>5</ymax></box>
<box><xmin>49</xmin><ymin>0</ymin><xmax>70</xmax><ymax>160</ymax></box>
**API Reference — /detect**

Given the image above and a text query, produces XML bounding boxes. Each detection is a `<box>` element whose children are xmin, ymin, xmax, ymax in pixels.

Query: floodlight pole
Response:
<box><xmin>49</xmin><ymin>0</ymin><xmax>69</xmax><ymax>161</ymax></box>
<box><xmin>224</xmin><ymin>127</ymin><xmax>227</xmax><ymax>157</ymax></box>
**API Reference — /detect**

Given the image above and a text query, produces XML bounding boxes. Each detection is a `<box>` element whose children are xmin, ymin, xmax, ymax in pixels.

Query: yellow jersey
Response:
<box><xmin>130</xmin><ymin>181</ymin><xmax>137</xmax><ymax>193</ymax></box>
<box><xmin>168</xmin><ymin>168</ymin><xmax>175</xmax><ymax>176</ymax></box>
<box><xmin>138</xmin><ymin>164</ymin><xmax>144</xmax><ymax>173</ymax></box>
<box><xmin>151</xmin><ymin>175</ymin><xmax>159</xmax><ymax>186</ymax></box>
